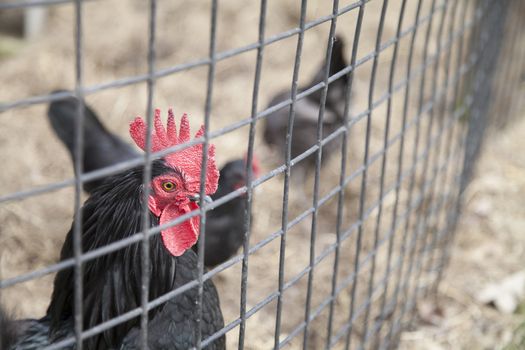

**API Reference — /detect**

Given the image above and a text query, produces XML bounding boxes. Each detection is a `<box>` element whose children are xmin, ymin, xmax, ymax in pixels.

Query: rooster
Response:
<box><xmin>263</xmin><ymin>36</ymin><xmax>349</xmax><ymax>179</ymax></box>
<box><xmin>47</xmin><ymin>96</ymin><xmax>259</xmax><ymax>267</ymax></box>
<box><xmin>3</xmin><ymin>110</ymin><xmax>225</xmax><ymax>349</ymax></box>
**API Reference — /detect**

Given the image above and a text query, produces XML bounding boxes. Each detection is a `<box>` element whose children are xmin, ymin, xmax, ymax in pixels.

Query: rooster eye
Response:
<box><xmin>162</xmin><ymin>181</ymin><xmax>176</xmax><ymax>192</ymax></box>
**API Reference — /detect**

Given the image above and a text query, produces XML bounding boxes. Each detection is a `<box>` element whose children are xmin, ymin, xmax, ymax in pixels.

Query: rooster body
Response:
<box><xmin>4</xmin><ymin>112</ymin><xmax>225</xmax><ymax>349</ymax></box>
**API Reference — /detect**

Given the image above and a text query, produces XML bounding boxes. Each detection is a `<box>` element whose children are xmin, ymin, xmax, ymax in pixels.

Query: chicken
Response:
<box><xmin>47</xmin><ymin>92</ymin><xmax>138</xmax><ymax>193</ymax></box>
<box><xmin>263</xmin><ymin>36</ymin><xmax>349</xmax><ymax>179</ymax></box>
<box><xmin>48</xmin><ymin>96</ymin><xmax>260</xmax><ymax>267</ymax></box>
<box><xmin>3</xmin><ymin>110</ymin><xmax>225</xmax><ymax>349</ymax></box>
<box><xmin>193</xmin><ymin>157</ymin><xmax>260</xmax><ymax>266</ymax></box>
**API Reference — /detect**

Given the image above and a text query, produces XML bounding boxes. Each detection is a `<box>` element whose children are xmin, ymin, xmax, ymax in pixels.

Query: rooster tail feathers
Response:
<box><xmin>47</xmin><ymin>91</ymin><xmax>106</xmax><ymax>152</ymax></box>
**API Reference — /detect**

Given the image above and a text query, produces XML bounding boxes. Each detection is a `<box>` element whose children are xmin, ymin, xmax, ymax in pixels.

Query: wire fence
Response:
<box><xmin>0</xmin><ymin>0</ymin><xmax>523</xmax><ymax>349</ymax></box>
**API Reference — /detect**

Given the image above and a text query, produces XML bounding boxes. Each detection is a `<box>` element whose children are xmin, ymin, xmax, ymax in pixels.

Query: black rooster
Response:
<box><xmin>47</xmin><ymin>96</ymin><xmax>259</xmax><ymax>267</ymax></box>
<box><xmin>3</xmin><ymin>111</ymin><xmax>225</xmax><ymax>349</ymax></box>
<box><xmin>263</xmin><ymin>36</ymin><xmax>349</xmax><ymax>178</ymax></box>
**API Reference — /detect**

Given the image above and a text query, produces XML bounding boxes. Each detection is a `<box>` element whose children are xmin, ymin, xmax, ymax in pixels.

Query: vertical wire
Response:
<box><xmin>403</xmin><ymin>0</ymin><xmax>495</xmax><ymax>321</ymax></box>
<box><xmin>357</xmin><ymin>1</ymin><xmax>390</xmax><ymax>348</ymax></box>
<box><xmin>302</xmin><ymin>0</ymin><xmax>340</xmax><ymax>348</ymax></box>
<box><xmin>139</xmin><ymin>0</ymin><xmax>158</xmax><ymax>348</ymax></box>
<box><xmin>428</xmin><ymin>0</ymin><xmax>490</xmax><ymax>296</ymax></box>
<box><xmin>343</xmin><ymin>3</ymin><xmax>369</xmax><ymax>347</ymax></box>
<box><xmin>426</xmin><ymin>0</ymin><xmax>470</xmax><ymax>297</ymax></box>
<box><xmin>378</xmin><ymin>0</ymin><xmax>427</xmax><ymax>346</ymax></box>
<box><xmin>238</xmin><ymin>0</ymin><xmax>268</xmax><ymax>348</ymax></box>
<box><xmin>422</xmin><ymin>3</ymin><xmax>505</xmax><ymax>295</ymax></box>
<box><xmin>325</xmin><ymin>3</ymin><xmax>366</xmax><ymax>349</ymax></box>
<box><xmin>420</xmin><ymin>2</ymin><xmax>484</xmax><ymax>312</ymax></box>
<box><xmin>273</xmin><ymin>0</ymin><xmax>308</xmax><ymax>348</ymax></box>
<box><xmin>388</xmin><ymin>1</ymin><xmax>450</xmax><ymax>342</ymax></box>
<box><xmin>405</xmin><ymin>0</ymin><xmax>459</xmax><ymax>308</ymax></box>
<box><xmin>72</xmin><ymin>0</ymin><xmax>84</xmax><ymax>348</ymax></box>
<box><xmin>369</xmin><ymin>0</ymin><xmax>408</xmax><ymax>346</ymax></box>
<box><xmin>415</xmin><ymin>0</ymin><xmax>463</xmax><ymax>294</ymax></box>
<box><xmin>196</xmin><ymin>0</ymin><xmax>218</xmax><ymax>348</ymax></box>
<box><xmin>411</xmin><ymin>0</ymin><xmax>463</xmax><ymax>302</ymax></box>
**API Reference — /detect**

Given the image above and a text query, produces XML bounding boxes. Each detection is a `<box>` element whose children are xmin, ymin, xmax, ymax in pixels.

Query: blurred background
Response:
<box><xmin>0</xmin><ymin>0</ymin><xmax>523</xmax><ymax>349</ymax></box>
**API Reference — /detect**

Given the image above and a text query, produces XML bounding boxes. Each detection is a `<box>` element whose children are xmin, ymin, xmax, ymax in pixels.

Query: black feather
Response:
<box><xmin>47</xmin><ymin>91</ymin><xmax>139</xmax><ymax>193</ymax></box>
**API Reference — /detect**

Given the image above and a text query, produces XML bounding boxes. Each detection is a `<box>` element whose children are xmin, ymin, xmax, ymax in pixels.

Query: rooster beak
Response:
<box><xmin>188</xmin><ymin>194</ymin><xmax>212</xmax><ymax>204</ymax></box>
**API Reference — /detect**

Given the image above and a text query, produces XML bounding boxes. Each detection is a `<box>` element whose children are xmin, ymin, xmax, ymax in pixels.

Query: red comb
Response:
<box><xmin>130</xmin><ymin>108</ymin><xmax>219</xmax><ymax>195</ymax></box>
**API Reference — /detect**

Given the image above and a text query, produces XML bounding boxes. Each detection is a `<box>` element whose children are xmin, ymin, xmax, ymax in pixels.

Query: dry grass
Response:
<box><xmin>0</xmin><ymin>0</ymin><xmax>523</xmax><ymax>349</ymax></box>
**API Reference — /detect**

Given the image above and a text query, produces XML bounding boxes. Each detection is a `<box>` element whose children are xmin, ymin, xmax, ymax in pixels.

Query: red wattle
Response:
<box><xmin>159</xmin><ymin>202</ymin><xmax>200</xmax><ymax>256</ymax></box>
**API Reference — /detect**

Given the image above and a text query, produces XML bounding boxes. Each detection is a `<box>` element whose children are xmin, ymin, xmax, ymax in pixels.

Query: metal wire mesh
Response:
<box><xmin>0</xmin><ymin>0</ymin><xmax>523</xmax><ymax>349</ymax></box>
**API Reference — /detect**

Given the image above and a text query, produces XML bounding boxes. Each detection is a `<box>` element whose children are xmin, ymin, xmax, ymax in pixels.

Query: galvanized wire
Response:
<box><xmin>273</xmin><ymin>0</ymin><xmax>308</xmax><ymax>348</ymax></box>
<box><xmin>194</xmin><ymin>0</ymin><xmax>218</xmax><ymax>348</ymax></box>
<box><xmin>138</xmin><ymin>0</ymin><xmax>158</xmax><ymax>348</ymax></box>
<box><xmin>303</xmin><ymin>1</ymin><xmax>340</xmax><ymax>348</ymax></box>
<box><xmin>72</xmin><ymin>0</ymin><xmax>84</xmax><ymax>347</ymax></box>
<box><xmin>238</xmin><ymin>0</ymin><xmax>268</xmax><ymax>347</ymax></box>
<box><xmin>324</xmin><ymin>1</ymin><xmax>365</xmax><ymax>347</ymax></box>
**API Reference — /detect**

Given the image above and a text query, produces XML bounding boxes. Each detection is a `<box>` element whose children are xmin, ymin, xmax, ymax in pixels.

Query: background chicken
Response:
<box><xmin>196</xmin><ymin>158</ymin><xmax>260</xmax><ymax>267</ymax></box>
<box><xmin>47</xmin><ymin>95</ymin><xmax>259</xmax><ymax>267</ymax></box>
<box><xmin>3</xmin><ymin>111</ymin><xmax>225</xmax><ymax>349</ymax></box>
<box><xmin>263</xmin><ymin>35</ymin><xmax>349</xmax><ymax>180</ymax></box>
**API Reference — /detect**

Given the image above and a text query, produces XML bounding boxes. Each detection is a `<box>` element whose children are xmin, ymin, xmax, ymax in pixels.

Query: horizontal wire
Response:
<box><xmin>0</xmin><ymin>7</ymin><xmax>466</xmax><ymax>205</ymax></box>
<box><xmin>0</xmin><ymin>1</ymin><xmax>370</xmax><ymax>112</ymax></box>
<box><xmin>0</xmin><ymin>64</ymin><xmax>472</xmax><ymax>290</ymax></box>
<box><xmin>195</xmin><ymin>113</ymin><xmax>466</xmax><ymax>350</ymax></box>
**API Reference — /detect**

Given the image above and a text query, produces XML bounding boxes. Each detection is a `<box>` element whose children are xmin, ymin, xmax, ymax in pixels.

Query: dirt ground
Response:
<box><xmin>0</xmin><ymin>0</ymin><xmax>523</xmax><ymax>349</ymax></box>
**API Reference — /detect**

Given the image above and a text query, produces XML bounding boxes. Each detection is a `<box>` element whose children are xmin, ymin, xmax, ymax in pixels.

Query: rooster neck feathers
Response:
<box><xmin>47</xmin><ymin>160</ymin><xmax>180</xmax><ymax>349</ymax></box>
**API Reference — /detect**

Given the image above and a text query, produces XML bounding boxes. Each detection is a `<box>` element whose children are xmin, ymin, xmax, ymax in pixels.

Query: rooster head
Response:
<box><xmin>129</xmin><ymin>108</ymin><xmax>219</xmax><ymax>256</ymax></box>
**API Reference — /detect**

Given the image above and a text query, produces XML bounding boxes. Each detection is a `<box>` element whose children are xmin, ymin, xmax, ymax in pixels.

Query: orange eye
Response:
<box><xmin>162</xmin><ymin>181</ymin><xmax>176</xmax><ymax>192</ymax></box>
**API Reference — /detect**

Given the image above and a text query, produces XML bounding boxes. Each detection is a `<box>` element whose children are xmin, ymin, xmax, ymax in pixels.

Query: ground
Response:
<box><xmin>0</xmin><ymin>0</ymin><xmax>523</xmax><ymax>349</ymax></box>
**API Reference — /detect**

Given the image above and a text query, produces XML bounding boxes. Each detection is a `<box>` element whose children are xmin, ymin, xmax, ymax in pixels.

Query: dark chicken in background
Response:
<box><xmin>47</xmin><ymin>95</ymin><xmax>259</xmax><ymax>267</ymax></box>
<box><xmin>195</xmin><ymin>158</ymin><xmax>260</xmax><ymax>267</ymax></box>
<box><xmin>263</xmin><ymin>36</ymin><xmax>349</xmax><ymax>179</ymax></box>
<box><xmin>2</xmin><ymin>111</ymin><xmax>225</xmax><ymax>349</ymax></box>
